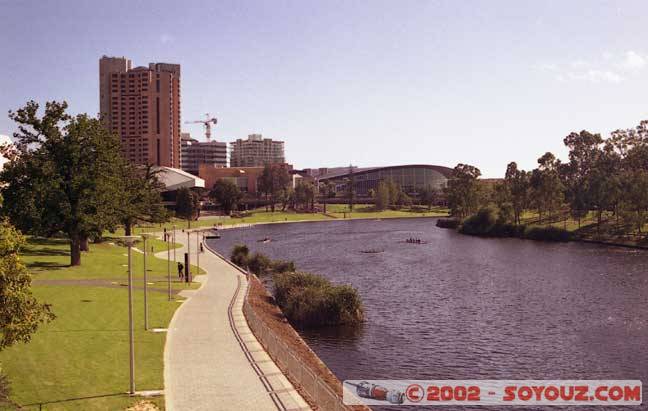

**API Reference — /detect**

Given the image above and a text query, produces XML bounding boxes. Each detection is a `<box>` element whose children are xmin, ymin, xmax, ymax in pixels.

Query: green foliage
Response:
<box><xmin>209</xmin><ymin>179</ymin><xmax>242</xmax><ymax>215</ymax></box>
<box><xmin>0</xmin><ymin>220</ymin><xmax>54</xmax><ymax>350</ymax></box>
<box><xmin>175</xmin><ymin>187</ymin><xmax>199</xmax><ymax>227</ymax></box>
<box><xmin>459</xmin><ymin>206</ymin><xmax>499</xmax><ymax>235</ymax></box>
<box><xmin>293</xmin><ymin>180</ymin><xmax>315</xmax><ymax>211</ymax></box>
<box><xmin>445</xmin><ymin>163</ymin><xmax>483</xmax><ymax>218</ymax></box>
<box><xmin>247</xmin><ymin>252</ymin><xmax>272</xmax><ymax>276</ymax></box>
<box><xmin>119</xmin><ymin>164</ymin><xmax>168</xmax><ymax>236</ymax></box>
<box><xmin>230</xmin><ymin>244</ymin><xmax>250</xmax><ymax>268</ymax></box>
<box><xmin>258</xmin><ymin>164</ymin><xmax>291</xmax><ymax>212</ymax></box>
<box><xmin>522</xmin><ymin>225</ymin><xmax>572</xmax><ymax>242</ymax></box>
<box><xmin>0</xmin><ymin>366</ymin><xmax>10</xmax><ymax>408</ymax></box>
<box><xmin>436</xmin><ymin>218</ymin><xmax>460</xmax><ymax>229</ymax></box>
<box><xmin>374</xmin><ymin>181</ymin><xmax>390</xmax><ymax>211</ymax></box>
<box><xmin>1</xmin><ymin>101</ymin><xmax>124</xmax><ymax>266</ymax></box>
<box><xmin>271</xmin><ymin>259</ymin><xmax>296</xmax><ymax>273</ymax></box>
<box><xmin>418</xmin><ymin>185</ymin><xmax>437</xmax><ymax>209</ymax></box>
<box><xmin>272</xmin><ymin>271</ymin><xmax>364</xmax><ymax>328</ymax></box>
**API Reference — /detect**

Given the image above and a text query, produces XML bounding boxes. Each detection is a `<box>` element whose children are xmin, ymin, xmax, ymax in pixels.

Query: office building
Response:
<box><xmin>229</xmin><ymin>134</ymin><xmax>285</xmax><ymax>167</ymax></box>
<box><xmin>99</xmin><ymin>56</ymin><xmax>181</xmax><ymax>167</ymax></box>
<box><xmin>180</xmin><ymin>132</ymin><xmax>227</xmax><ymax>176</ymax></box>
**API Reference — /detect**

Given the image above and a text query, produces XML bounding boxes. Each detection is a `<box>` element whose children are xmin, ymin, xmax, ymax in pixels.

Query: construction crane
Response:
<box><xmin>185</xmin><ymin>114</ymin><xmax>217</xmax><ymax>141</ymax></box>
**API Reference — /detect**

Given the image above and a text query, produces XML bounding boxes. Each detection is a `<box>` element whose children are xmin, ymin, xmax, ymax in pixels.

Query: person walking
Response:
<box><xmin>177</xmin><ymin>262</ymin><xmax>184</xmax><ymax>280</ymax></box>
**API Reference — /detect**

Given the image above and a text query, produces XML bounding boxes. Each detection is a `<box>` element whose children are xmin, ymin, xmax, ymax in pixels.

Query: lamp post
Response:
<box><xmin>121</xmin><ymin>235</ymin><xmax>140</xmax><ymax>395</ymax></box>
<box><xmin>167</xmin><ymin>230</ymin><xmax>171</xmax><ymax>301</ymax></box>
<box><xmin>141</xmin><ymin>233</ymin><xmax>154</xmax><ymax>331</ymax></box>
<box><xmin>172</xmin><ymin>225</ymin><xmax>176</xmax><ymax>268</ymax></box>
<box><xmin>187</xmin><ymin>230</ymin><xmax>191</xmax><ymax>283</ymax></box>
<box><xmin>196</xmin><ymin>229</ymin><xmax>200</xmax><ymax>275</ymax></box>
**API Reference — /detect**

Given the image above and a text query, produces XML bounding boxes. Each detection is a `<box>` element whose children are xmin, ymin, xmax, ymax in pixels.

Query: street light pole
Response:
<box><xmin>196</xmin><ymin>230</ymin><xmax>200</xmax><ymax>275</ymax></box>
<box><xmin>187</xmin><ymin>231</ymin><xmax>191</xmax><ymax>283</ymax></box>
<box><xmin>142</xmin><ymin>234</ymin><xmax>154</xmax><ymax>331</ymax></box>
<box><xmin>167</xmin><ymin>230</ymin><xmax>171</xmax><ymax>301</ymax></box>
<box><xmin>122</xmin><ymin>235</ymin><xmax>139</xmax><ymax>395</ymax></box>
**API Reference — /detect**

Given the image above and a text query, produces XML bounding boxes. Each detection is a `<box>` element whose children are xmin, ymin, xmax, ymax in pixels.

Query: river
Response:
<box><xmin>207</xmin><ymin>218</ymin><xmax>648</xmax><ymax>410</ymax></box>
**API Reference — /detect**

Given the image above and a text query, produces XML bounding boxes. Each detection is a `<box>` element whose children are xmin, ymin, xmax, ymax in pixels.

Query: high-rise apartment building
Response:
<box><xmin>180</xmin><ymin>132</ymin><xmax>227</xmax><ymax>176</ymax></box>
<box><xmin>229</xmin><ymin>134</ymin><xmax>285</xmax><ymax>167</ymax></box>
<box><xmin>99</xmin><ymin>56</ymin><xmax>181</xmax><ymax>167</ymax></box>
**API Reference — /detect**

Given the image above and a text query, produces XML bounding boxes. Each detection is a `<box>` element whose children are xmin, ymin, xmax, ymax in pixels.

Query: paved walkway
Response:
<box><xmin>157</xmin><ymin>233</ymin><xmax>310</xmax><ymax>411</ymax></box>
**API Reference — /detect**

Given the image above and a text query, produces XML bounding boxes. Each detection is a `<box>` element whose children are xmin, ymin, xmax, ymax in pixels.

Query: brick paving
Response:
<box><xmin>158</xmin><ymin>233</ymin><xmax>310</xmax><ymax>411</ymax></box>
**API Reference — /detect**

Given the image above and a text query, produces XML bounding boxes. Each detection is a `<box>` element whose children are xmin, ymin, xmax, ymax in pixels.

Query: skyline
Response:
<box><xmin>3</xmin><ymin>1</ymin><xmax>648</xmax><ymax>177</ymax></box>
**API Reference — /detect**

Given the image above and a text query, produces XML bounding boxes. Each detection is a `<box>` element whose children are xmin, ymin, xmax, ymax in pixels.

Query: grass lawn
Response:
<box><xmin>130</xmin><ymin>206</ymin><xmax>449</xmax><ymax>234</ymax></box>
<box><xmin>325</xmin><ymin>204</ymin><xmax>449</xmax><ymax>219</ymax></box>
<box><xmin>0</xmin><ymin>236</ymin><xmax>202</xmax><ymax>410</ymax></box>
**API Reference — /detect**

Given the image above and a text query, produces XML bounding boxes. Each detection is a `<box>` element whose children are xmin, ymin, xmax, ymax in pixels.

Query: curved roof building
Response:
<box><xmin>318</xmin><ymin>164</ymin><xmax>453</xmax><ymax>196</ymax></box>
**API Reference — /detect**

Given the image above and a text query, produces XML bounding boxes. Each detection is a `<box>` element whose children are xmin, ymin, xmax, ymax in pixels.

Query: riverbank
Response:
<box><xmin>0</xmin><ymin>236</ymin><xmax>202</xmax><ymax>410</ymax></box>
<box><xmin>245</xmin><ymin>274</ymin><xmax>370</xmax><ymax>411</ymax></box>
<box><xmin>132</xmin><ymin>206</ymin><xmax>449</xmax><ymax>233</ymax></box>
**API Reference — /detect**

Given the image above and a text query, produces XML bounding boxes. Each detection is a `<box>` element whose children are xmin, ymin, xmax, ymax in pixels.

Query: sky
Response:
<box><xmin>2</xmin><ymin>0</ymin><xmax>648</xmax><ymax>177</ymax></box>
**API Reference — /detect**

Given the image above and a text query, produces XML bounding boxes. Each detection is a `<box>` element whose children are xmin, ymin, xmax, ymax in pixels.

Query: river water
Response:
<box><xmin>207</xmin><ymin>218</ymin><xmax>648</xmax><ymax>410</ymax></box>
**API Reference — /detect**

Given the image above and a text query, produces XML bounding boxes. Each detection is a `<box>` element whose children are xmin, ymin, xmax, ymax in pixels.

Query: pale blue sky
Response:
<box><xmin>2</xmin><ymin>0</ymin><xmax>648</xmax><ymax>176</ymax></box>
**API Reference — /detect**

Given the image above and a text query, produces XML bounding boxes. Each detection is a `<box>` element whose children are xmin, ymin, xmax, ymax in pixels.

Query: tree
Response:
<box><xmin>210</xmin><ymin>179</ymin><xmax>242</xmax><ymax>215</ymax></box>
<box><xmin>530</xmin><ymin>153</ymin><xmax>564</xmax><ymax>222</ymax></box>
<box><xmin>345</xmin><ymin>165</ymin><xmax>355</xmax><ymax>211</ymax></box>
<box><xmin>119</xmin><ymin>164</ymin><xmax>168</xmax><ymax>236</ymax></box>
<box><xmin>445</xmin><ymin>163</ymin><xmax>483</xmax><ymax>219</ymax></box>
<box><xmin>175</xmin><ymin>187</ymin><xmax>199</xmax><ymax>228</ymax></box>
<box><xmin>318</xmin><ymin>181</ymin><xmax>336</xmax><ymax>213</ymax></box>
<box><xmin>0</xmin><ymin>220</ymin><xmax>54</xmax><ymax>350</ymax></box>
<box><xmin>374</xmin><ymin>181</ymin><xmax>390</xmax><ymax>211</ymax></box>
<box><xmin>503</xmin><ymin>162</ymin><xmax>530</xmax><ymax>225</ymax></box>
<box><xmin>418</xmin><ymin>185</ymin><xmax>437</xmax><ymax>209</ymax></box>
<box><xmin>1</xmin><ymin>101</ymin><xmax>124</xmax><ymax>266</ymax></box>
<box><xmin>257</xmin><ymin>164</ymin><xmax>291</xmax><ymax>212</ymax></box>
<box><xmin>293</xmin><ymin>181</ymin><xmax>315</xmax><ymax>211</ymax></box>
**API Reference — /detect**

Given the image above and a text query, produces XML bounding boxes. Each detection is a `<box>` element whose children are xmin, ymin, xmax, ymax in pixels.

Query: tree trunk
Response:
<box><xmin>187</xmin><ymin>217</ymin><xmax>191</xmax><ymax>229</ymax></box>
<box><xmin>80</xmin><ymin>235</ymin><xmax>89</xmax><ymax>252</ymax></box>
<box><xmin>124</xmin><ymin>223</ymin><xmax>132</xmax><ymax>236</ymax></box>
<box><xmin>70</xmin><ymin>234</ymin><xmax>81</xmax><ymax>266</ymax></box>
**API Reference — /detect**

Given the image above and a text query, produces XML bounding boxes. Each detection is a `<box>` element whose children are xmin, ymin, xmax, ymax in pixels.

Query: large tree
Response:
<box><xmin>530</xmin><ymin>152</ymin><xmax>564</xmax><ymax>222</ymax></box>
<box><xmin>210</xmin><ymin>179</ymin><xmax>242</xmax><ymax>215</ymax></box>
<box><xmin>175</xmin><ymin>187</ymin><xmax>199</xmax><ymax>228</ymax></box>
<box><xmin>445</xmin><ymin>163</ymin><xmax>483</xmax><ymax>218</ymax></box>
<box><xmin>257</xmin><ymin>164</ymin><xmax>291</xmax><ymax>212</ymax></box>
<box><xmin>1</xmin><ymin>101</ymin><xmax>123</xmax><ymax>265</ymax></box>
<box><xmin>503</xmin><ymin>162</ymin><xmax>530</xmax><ymax>225</ymax></box>
<box><xmin>0</xmin><ymin>220</ymin><xmax>54</xmax><ymax>350</ymax></box>
<box><xmin>119</xmin><ymin>164</ymin><xmax>168</xmax><ymax>236</ymax></box>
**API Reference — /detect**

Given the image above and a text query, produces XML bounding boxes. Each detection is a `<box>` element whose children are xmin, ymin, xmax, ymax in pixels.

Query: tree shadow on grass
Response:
<box><xmin>27</xmin><ymin>260</ymin><xmax>68</xmax><ymax>270</ymax></box>
<box><xmin>21</xmin><ymin>247</ymin><xmax>69</xmax><ymax>257</ymax></box>
<box><xmin>21</xmin><ymin>392</ymin><xmax>132</xmax><ymax>408</ymax></box>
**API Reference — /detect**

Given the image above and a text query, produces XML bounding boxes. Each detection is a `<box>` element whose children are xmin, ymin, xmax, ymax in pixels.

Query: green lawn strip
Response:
<box><xmin>22</xmin><ymin>237</ymin><xmax>204</xmax><ymax>281</ymax></box>
<box><xmin>0</xmin><ymin>285</ymin><xmax>176</xmax><ymax>410</ymax></box>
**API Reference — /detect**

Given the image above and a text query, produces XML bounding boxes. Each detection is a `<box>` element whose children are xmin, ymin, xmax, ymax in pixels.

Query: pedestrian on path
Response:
<box><xmin>177</xmin><ymin>262</ymin><xmax>184</xmax><ymax>280</ymax></box>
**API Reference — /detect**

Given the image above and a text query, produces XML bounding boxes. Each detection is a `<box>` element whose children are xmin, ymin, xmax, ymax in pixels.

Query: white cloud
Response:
<box><xmin>617</xmin><ymin>50</ymin><xmax>646</xmax><ymax>72</ymax></box>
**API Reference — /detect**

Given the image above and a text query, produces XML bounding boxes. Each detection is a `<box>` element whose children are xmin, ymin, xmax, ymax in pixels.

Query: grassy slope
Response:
<box><xmin>133</xmin><ymin>206</ymin><xmax>450</xmax><ymax>233</ymax></box>
<box><xmin>0</xmin><ymin>237</ymin><xmax>201</xmax><ymax>410</ymax></box>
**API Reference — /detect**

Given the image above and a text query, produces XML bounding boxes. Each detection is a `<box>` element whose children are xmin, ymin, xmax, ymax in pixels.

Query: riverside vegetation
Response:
<box><xmin>230</xmin><ymin>245</ymin><xmax>364</xmax><ymax>328</ymax></box>
<box><xmin>443</xmin><ymin>120</ymin><xmax>648</xmax><ymax>246</ymax></box>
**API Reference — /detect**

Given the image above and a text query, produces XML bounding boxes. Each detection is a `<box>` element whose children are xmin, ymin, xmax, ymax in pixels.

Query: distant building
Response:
<box><xmin>180</xmin><ymin>133</ymin><xmax>227</xmax><ymax>176</ymax></box>
<box><xmin>229</xmin><ymin>134</ymin><xmax>285</xmax><ymax>167</ymax></box>
<box><xmin>99</xmin><ymin>56</ymin><xmax>181</xmax><ymax>167</ymax></box>
<box><xmin>199</xmin><ymin>163</ymin><xmax>293</xmax><ymax>193</ymax></box>
<box><xmin>318</xmin><ymin>164</ymin><xmax>453</xmax><ymax>197</ymax></box>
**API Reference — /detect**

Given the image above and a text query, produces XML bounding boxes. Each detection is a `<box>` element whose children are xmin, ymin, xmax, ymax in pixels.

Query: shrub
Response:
<box><xmin>273</xmin><ymin>272</ymin><xmax>364</xmax><ymax>328</ymax></box>
<box><xmin>271</xmin><ymin>259</ymin><xmax>296</xmax><ymax>274</ymax></box>
<box><xmin>0</xmin><ymin>366</ymin><xmax>11</xmax><ymax>408</ymax></box>
<box><xmin>230</xmin><ymin>244</ymin><xmax>250</xmax><ymax>268</ymax></box>
<box><xmin>489</xmin><ymin>222</ymin><xmax>526</xmax><ymax>237</ymax></box>
<box><xmin>522</xmin><ymin>225</ymin><xmax>572</xmax><ymax>242</ymax></box>
<box><xmin>436</xmin><ymin>218</ymin><xmax>460</xmax><ymax>229</ymax></box>
<box><xmin>247</xmin><ymin>252</ymin><xmax>272</xmax><ymax>276</ymax></box>
<box><xmin>459</xmin><ymin>206</ymin><xmax>498</xmax><ymax>235</ymax></box>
